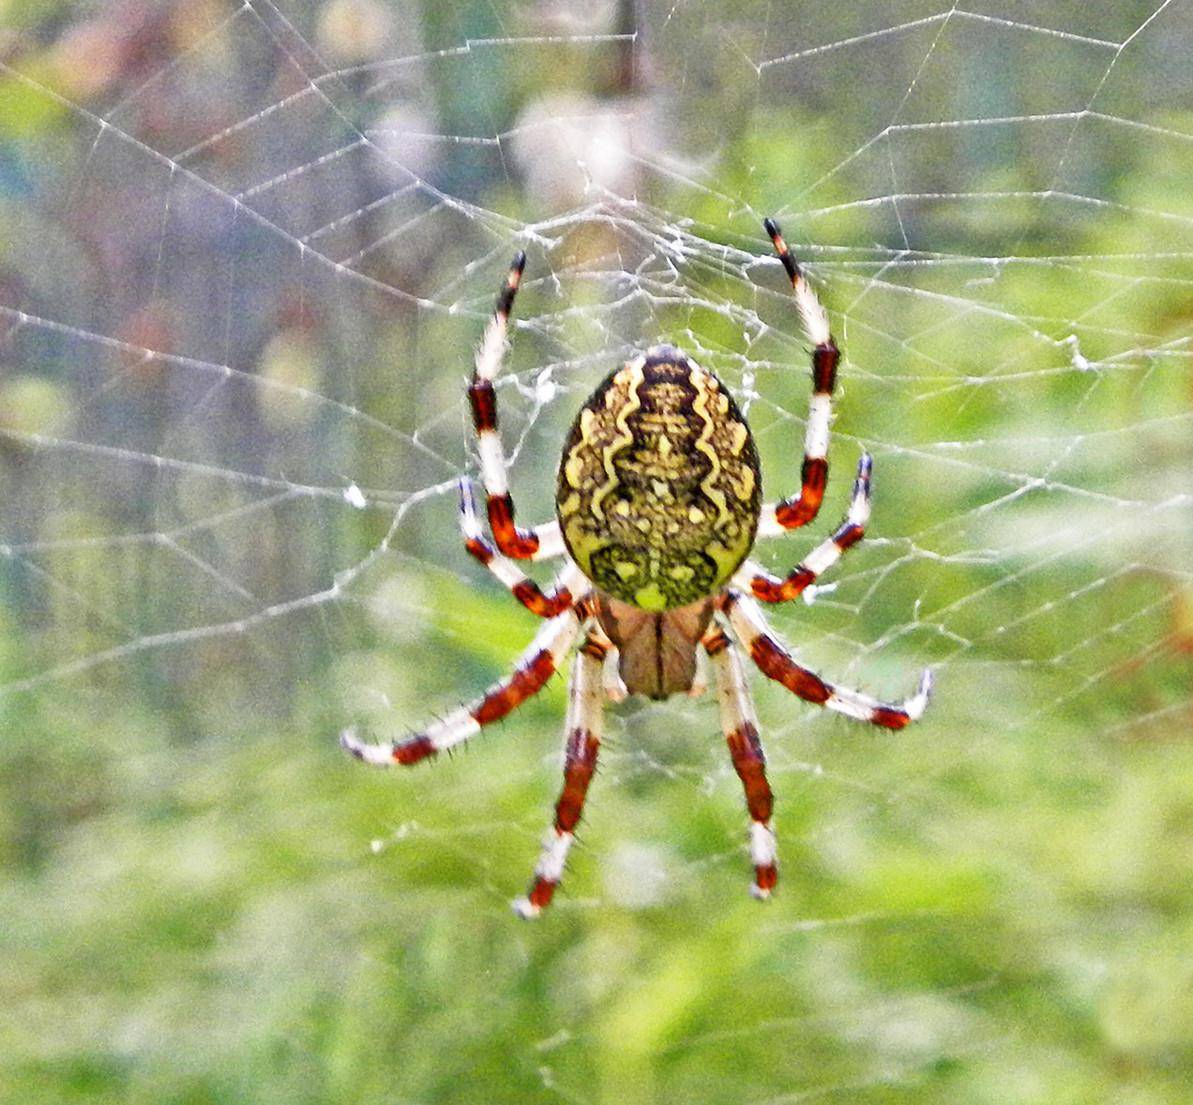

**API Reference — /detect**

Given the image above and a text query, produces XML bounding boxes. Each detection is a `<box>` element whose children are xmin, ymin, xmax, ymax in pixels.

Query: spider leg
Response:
<box><xmin>470</xmin><ymin>252</ymin><xmax>561</xmax><ymax>560</ymax></box>
<box><xmin>736</xmin><ymin>453</ymin><xmax>871</xmax><ymax>603</ymax></box>
<box><xmin>703</xmin><ymin>625</ymin><xmax>778</xmax><ymax>899</ymax></box>
<box><xmin>513</xmin><ymin>629</ymin><xmax>607</xmax><ymax>919</ymax></box>
<box><xmin>458</xmin><ymin>477</ymin><xmax>579</xmax><ymax>617</ymax></box>
<box><xmin>757</xmin><ymin>217</ymin><xmax>840</xmax><ymax>535</ymax></box>
<box><xmin>722</xmin><ymin>589</ymin><xmax>933</xmax><ymax>728</ymax></box>
<box><xmin>340</xmin><ymin>599</ymin><xmax>587</xmax><ymax>766</ymax></box>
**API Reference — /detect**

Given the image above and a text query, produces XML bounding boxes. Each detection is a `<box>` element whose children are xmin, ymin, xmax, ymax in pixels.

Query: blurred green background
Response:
<box><xmin>0</xmin><ymin>1</ymin><xmax>1190</xmax><ymax>1103</ymax></box>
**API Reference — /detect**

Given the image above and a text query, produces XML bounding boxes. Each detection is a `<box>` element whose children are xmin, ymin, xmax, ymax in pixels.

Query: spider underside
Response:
<box><xmin>342</xmin><ymin>218</ymin><xmax>932</xmax><ymax>918</ymax></box>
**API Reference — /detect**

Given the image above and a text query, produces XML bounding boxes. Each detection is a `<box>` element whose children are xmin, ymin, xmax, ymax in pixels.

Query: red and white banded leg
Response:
<box><xmin>722</xmin><ymin>590</ymin><xmax>933</xmax><ymax>729</ymax></box>
<box><xmin>340</xmin><ymin>600</ymin><xmax>586</xmax><ymax>766</ymax></box>
<box><xmin>757</xmin><ymin>217</ymin><xmax>840</xmax><ymax>538</ymax></box>
<box><xmin>737</xmin><ymin>453</ymin><xmax>872</xmax><ymax>603</ymax></box>
<box><xmin>458</xmin><ymin>477</ymin><xmax>580</xmax><ymax>617</ymax></box>
<box><xmin>469</xmin><ymin>252</ymin><xmax>562</xmax><ymax>560</ymax></box>
<box><xmin>513</xmin><ymin>630</ymin><xmax>607</xmax><ymax>919</ymax></box>
<box><xmin>704</xmin><ymin>625</ymin><xmax>777</xmax><ymax>899</ymax></box>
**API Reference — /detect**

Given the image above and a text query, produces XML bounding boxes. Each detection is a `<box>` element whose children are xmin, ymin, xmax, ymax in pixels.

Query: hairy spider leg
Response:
<box><xmin>757</xmin><ymin>217</ymin><xmax>841</xmax><ymax>536</ymax></box>
<box><xmin>458</xmin><ymin>477</ymin><xmax>579</xmax><ymax>617</ymax></box>
<box><xmin>722</xmin><ymin>590</ymin><xmax>933</xmax><ymax>729</ymax></box>
<box><xmin>704</xmin><ymin>626</ymin><xmax>778</xmax><ymax>899</ymax></box>
<box><xmin>737</xmin><ymin>453</ymin><xmax>872</xmax><ymax>603</ymax></box>
<box><xmin>513</xmin><ymin>630</ymin><xmax>607</xmax><ymax>919</ymax></box>
<box><xmin>340</xmin><ymin>600</ymin><xmax>587</xmax><ymax>766</ymax></box>
<box><xmin>469</xmin><ymin>251</ymin><xmax>563</xmax><ymax>560</ymax></box>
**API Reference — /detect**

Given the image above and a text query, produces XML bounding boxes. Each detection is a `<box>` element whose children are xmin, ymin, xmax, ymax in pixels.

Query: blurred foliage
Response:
<box><xmin>1</xmin><ymin>2</ymin><xmax>1191</xmax><ymax>1104</ymax></box>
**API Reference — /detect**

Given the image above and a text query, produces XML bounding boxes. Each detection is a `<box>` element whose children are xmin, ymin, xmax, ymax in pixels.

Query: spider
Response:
<box><xmin>342</xmin><ymin>218</ymin><xmax>932</xmax><ymax>918</ymax></box>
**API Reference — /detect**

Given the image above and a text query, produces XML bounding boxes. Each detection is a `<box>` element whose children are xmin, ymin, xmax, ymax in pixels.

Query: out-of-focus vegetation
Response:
<box><xmin>1</xmin><ymin>2</ymin><xmax>1190</xmax><ymax>1103</ymax></box>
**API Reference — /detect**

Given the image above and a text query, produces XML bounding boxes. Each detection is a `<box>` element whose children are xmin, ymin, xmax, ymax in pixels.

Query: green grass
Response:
<box><xmin>2</xmin><ymin>575</ymin><xmax>1190</xmax><ymax>1104</ymax></box>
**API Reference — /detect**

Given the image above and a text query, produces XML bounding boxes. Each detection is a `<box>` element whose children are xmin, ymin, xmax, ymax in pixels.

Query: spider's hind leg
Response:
<box><xmin>704</xmin><ymin>625</ymin><xmax>778</xmax><ymax>900</ymax></box>
<box><xmin>513</xmin><ymin>628</ymin><xmax>608</xmax><ymax>919</ymax></box>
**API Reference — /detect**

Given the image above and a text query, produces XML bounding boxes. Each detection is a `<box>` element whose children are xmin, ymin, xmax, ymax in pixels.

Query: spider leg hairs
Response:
<box><xmin>341</xmin><ymin>218</ymin><xmax>933</xmax><ymax>918</ymax></box>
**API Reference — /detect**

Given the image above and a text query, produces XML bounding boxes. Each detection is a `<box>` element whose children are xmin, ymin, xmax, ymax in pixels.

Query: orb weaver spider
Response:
<box><xmin>342</xmin><ymin>219</ymin><xmax>932</xmax><ymax>918</ymax></box>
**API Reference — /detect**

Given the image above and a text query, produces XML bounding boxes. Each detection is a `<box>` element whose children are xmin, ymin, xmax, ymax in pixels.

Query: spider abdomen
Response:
<box><xmin>557</xmin><ymin>345</ymin><xmax>762</xmax><ymax>611</ymax></box>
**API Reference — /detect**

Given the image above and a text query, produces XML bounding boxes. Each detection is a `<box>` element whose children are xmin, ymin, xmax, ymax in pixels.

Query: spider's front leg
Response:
<box><xmin>513</xmin><ymin>628</ymin><xmax>608</xmax><ymax>919</ymax></box>
<box><xmin>722</xmin><ymin>589</ymin><xmax>933</xmax><ymax>729</ymax></box>
<box><xmin>340</xmin><ymin>598</ymin><xmax>587</xmax><ymax>766</ymax></box>
<box><xmin>736</xmin><ymin>453</ymin><xmax>872</xmax><ymax>603</ymax></box>
<box><xmin>704</xmin><ymin>625</ymin><xmax>777</xmax><ymax>899</ymax></box>
<box><xmin>469</xmin><ymin>252</ymin><xmax>563</xmax><ymax>561</ymax></box>
<box><xmin>758</xmin><ymin>217</ymin><xmax>840</xmax><ymax>537</ymax></box>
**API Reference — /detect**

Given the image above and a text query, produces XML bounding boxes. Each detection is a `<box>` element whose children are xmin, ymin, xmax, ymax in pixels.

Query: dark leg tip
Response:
<box><xmin>496</xmin><ymin>255</ymin><xmax>526</xmax><ymax>313</ymax></box>
<box><xmin>763</xmin><ymin>218</ymin><xmax>799</xmax><ymax>281</ymax></box>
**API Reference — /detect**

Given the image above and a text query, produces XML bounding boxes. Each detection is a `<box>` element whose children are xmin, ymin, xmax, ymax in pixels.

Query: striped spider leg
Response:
<box><xmin>721</xmin><ymin>589</ymin><xmax>933</xmax><ymax>730</ymax></box>
<box><xmin>703</xmin><ymin>623</ymin><xmax>777</xmax><ymax>899</ymax></box>
<box><xmin>513</xmin><ymin>620</ymin><xmax>610</xmax><ymax>918</ymax></box>
<box><xmin>458</xmin><ymin>476</ymin><xmax>583</xmax><ymax>617</ymax></box>
<box><xmin>469</xmin><ymin>251</ymin><xmax>564</xmax><ymax>560</ymax></box>
<box><xmin>340</xmin><ymin>594</ymin><xmax>589</xmax><ymax>766</ymax></box>
<box><xmin>756</xmin><ymin>217</ymin><xmax>840</xmax><ymax>539</ymax></box>
<box><xmin>735</xmin><ymin>452</ymin><xmax>872</xmax><ymax>604</ymax></box>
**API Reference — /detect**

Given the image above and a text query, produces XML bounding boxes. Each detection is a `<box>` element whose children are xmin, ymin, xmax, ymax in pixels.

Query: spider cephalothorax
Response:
<box><xmin>342</xmin><ymin>218</ymin><xmax>932</xmax><ymax>918</ymax></box>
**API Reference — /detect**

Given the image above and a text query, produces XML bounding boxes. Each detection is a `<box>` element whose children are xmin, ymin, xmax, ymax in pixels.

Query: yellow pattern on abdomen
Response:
<box><xmin>556</xmin><ymin>347</ymin><xmax>761</xmax><ymax>611</ymax></box>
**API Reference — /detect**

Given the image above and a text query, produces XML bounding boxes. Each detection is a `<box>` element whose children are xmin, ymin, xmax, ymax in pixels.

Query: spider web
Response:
<box><xmin>1</xmin><ymin>1</ymin><xmax>1190</xmax><ymax>1101</ymax></box>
